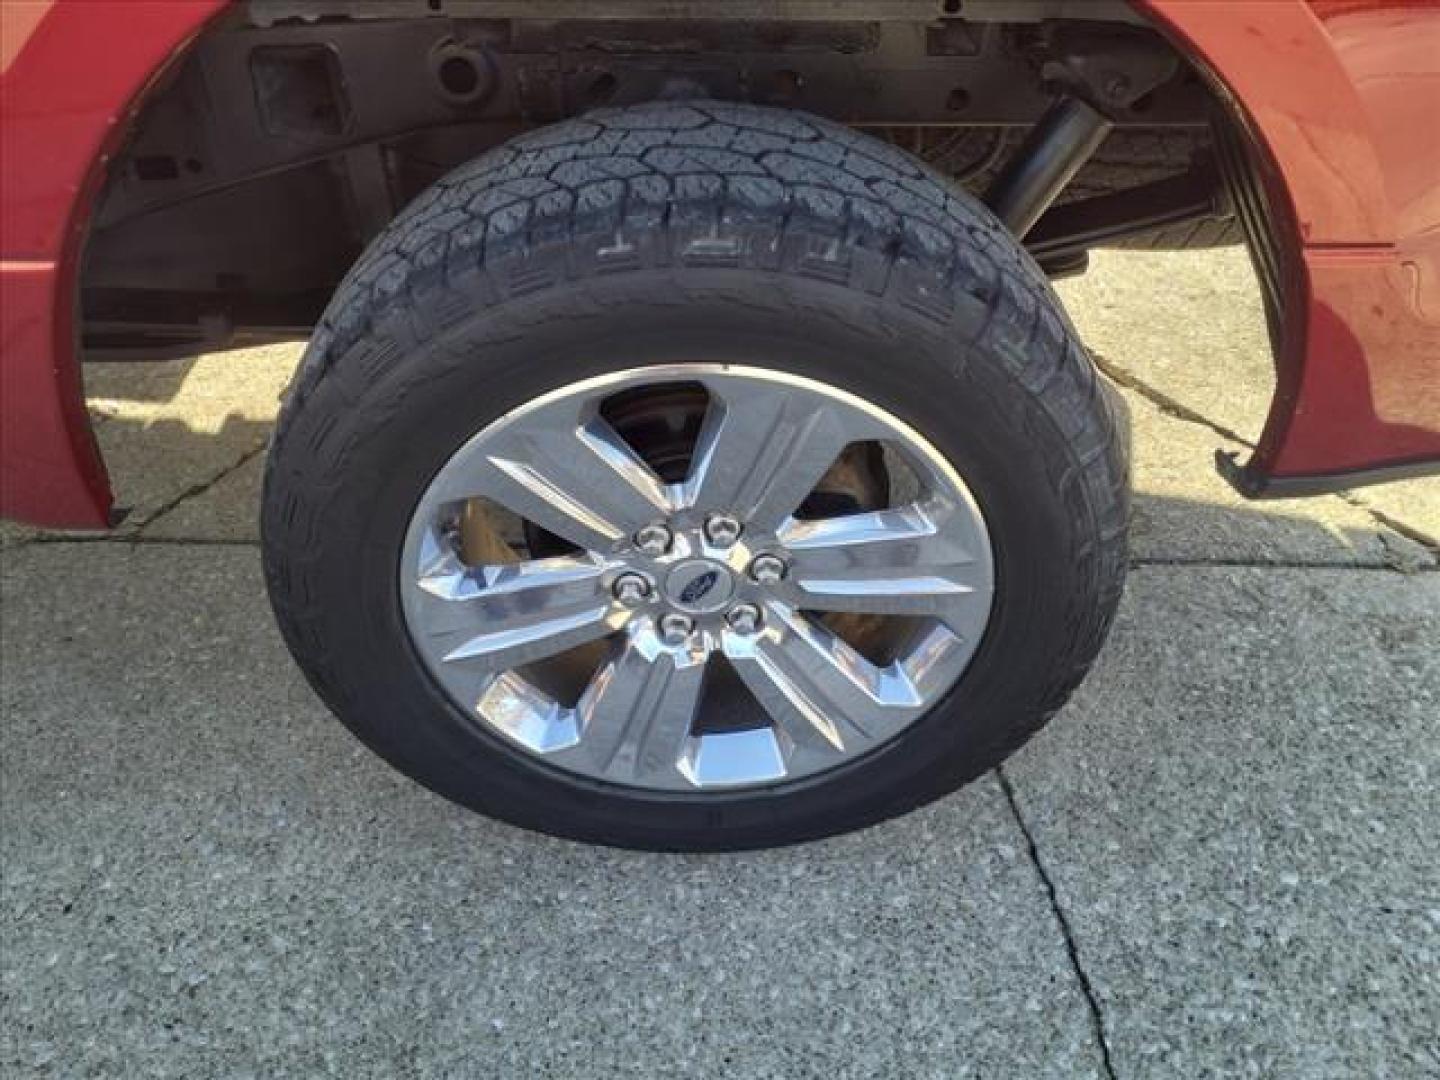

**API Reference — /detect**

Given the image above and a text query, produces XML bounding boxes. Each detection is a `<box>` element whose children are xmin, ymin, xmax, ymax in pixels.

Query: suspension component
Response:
<box><xmin>985</xmin><ymin>96</ymin><xmax>1114</xmax><ymax>239</ymax></box>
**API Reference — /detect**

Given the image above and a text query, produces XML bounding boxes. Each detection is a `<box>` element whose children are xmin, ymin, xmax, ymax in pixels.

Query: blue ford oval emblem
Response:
<box><xmin>679</xmin><ymin>570</ymin><xmax>720</xmax><ymax>605</ymax></box>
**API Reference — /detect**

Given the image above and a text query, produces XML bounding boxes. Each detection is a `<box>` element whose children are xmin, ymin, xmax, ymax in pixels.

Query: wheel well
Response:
<box><xmin>80</xmin><ymin>0</ymin><xmax>1254</xmax><ymax>359</ymax></box>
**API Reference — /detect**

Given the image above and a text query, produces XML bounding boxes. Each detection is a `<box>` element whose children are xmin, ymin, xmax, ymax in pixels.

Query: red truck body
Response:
<box><xmin>2</xmin><ymin>0</ymin><xmax>1438</xmax><ymax>528</ymax></box>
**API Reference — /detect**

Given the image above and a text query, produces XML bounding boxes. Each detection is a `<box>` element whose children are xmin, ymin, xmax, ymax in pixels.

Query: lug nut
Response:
<box><xmin>634</xmin><ymin>523</ymin><xmax>673</xmax><ymax>556</ymax></box>
<box><xmin>749</xmin><ymin>553</ymin><xmax>787</xmax><ymax>584</ymax></box>
<box><xmin>726</xmin><ymin>603</ymin><xmax>763</xmax><ymax>635</ymax></box>
<box><xmin>612</xmin><ymin>572</ymin><xmax>652</xmax><ymax>605</ymax></box>
<box><xmin>704</xmin><ymin>514</ymin><xmax>743</xmax><ymax>547</ymax></box>
<box><xmin>658</xmin><ymin>612</ymin><xmax>695</xmax><ymax>645</ymax></box>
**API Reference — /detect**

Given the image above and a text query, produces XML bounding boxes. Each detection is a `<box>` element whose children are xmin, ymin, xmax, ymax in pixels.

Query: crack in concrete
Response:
<box><xmin>1090</xmin><ymin>351</ymin><xmax>1254</xmax><ymax>448</ymax></box>
<box><xmin>127</xmin><ymin>440</ymin><xmax>267</xmax><ymax>536</ymax></box>
<box><xmin>1091</xmin><ymin>350</ymin><xmax>1438</xmax><ymax>564</ymax></box>
<box><xmin>997</xmin><ymin>766</ymin><xmax>1118</xmax><ymax>1080</ymax></box>
<box><xmin>9</xmin><ymin>441</ymin><xmax>268</xmax><ymax>552</ymax></box>
<box><xmin>1130</xmin><ymin>555</ymin><xmax>1435</xmax><ymax>573</ymax></box>
<box><xmin>25</xmin><ymin>535</ymin><xmax>261</xmax><ymax>549</ymax></box>
<box><xmin>1339</xmin><ymin>495</ymin><xmax>1439</xmax><ymax>556</ymax></box>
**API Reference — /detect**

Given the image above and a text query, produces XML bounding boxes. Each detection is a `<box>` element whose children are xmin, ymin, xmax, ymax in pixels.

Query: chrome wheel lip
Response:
<box><xmin>399</xmin><ymin>363</ymin><xmax>996</xmax><ymax>793</ymax></box>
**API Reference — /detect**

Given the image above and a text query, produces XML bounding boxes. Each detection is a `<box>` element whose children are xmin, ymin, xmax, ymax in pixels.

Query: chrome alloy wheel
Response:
<box><xmin>400</xmin><ymin>365</ymin><xmax>995</xmax><ymax>792</ymax></box>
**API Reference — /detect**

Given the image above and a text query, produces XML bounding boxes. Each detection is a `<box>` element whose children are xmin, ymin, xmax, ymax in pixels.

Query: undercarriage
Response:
<box><xmin>82</xmin><ymin>0</ymin><xmax>1255</xmax><ymax>359</ymax></box>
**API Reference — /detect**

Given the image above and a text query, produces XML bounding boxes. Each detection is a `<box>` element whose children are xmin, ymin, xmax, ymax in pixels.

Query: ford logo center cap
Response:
<box><xmin>664</xmin><ymin>560</ymin><xmax>735</xmax><ymax>613</ymax></box>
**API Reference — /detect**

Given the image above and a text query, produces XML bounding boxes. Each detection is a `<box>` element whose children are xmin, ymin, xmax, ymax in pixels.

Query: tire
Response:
<box><xmin>261</xmin><ymin>101</ymin><xmax>1129</xmax><ymax>850</ymax></box>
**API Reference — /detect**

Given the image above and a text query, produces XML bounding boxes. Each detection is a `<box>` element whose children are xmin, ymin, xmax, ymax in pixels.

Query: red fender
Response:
<box><xmin>1</xmin><ymin>0</ymin><xmax>228</xmax><ymax>527</ymax></box>
<box><xmin>1140</xmin><ymin>0</ymin><xmax>1440</xmax><ymax>492</ymax></box>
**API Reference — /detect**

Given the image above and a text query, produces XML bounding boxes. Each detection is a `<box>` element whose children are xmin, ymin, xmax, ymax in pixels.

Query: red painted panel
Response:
<box><xmin>1142</xmin><ymin>0</ymin><xmax>1440</xmax><ymax>484</ymax></box>
<box><xmin>0</xmin><ymin>0</ymin><xmax>225</xmax><ymax>527</ymax></box>
<box><xmin>1266</xmin><ymin>244</ymin><xmax>1440</xmax><ymax>477</ymax></box>
<box><xmin>1141</xmin><ymin>0</ymin><xmax>1392</xmax><ymax>244</ymax></box>
<box><xmin>1314</xmin><ymin>1</ymin><xmax>1440</xmax><ymax>243</ymax></box>
<box><xmin>0</xmin><ymin>262</ymin><xmax>110</xmax><ymax>527</ymax></box>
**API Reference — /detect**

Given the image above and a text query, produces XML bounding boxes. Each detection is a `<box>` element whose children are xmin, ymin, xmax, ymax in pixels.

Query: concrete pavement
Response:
<box><xmin>1</xmin><ymin>544</ymin><xmax>1102</xmax><ymax>1080</ymax></box>
<box><xmin>2</xmin><ymin>249</ymin><xmax>1438</xmax><ymax>1077</ymax></box>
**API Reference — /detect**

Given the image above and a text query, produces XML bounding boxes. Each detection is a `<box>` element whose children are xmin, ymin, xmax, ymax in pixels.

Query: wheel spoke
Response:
<box><xmin>438</xmin><ymin>410</ymin><xmax>670</xmax><ymax>552</ymax></box>
<box><xmin>724</xmin><ymin>604</ymin><xmax>921</xmax><ymax>768</ymax></box>
<box><xmin>413</xmin><ymin>549</ymin><xmax>619</xmax><ymax>672</ymax></box>
<box><xmin>561</xmin><ymin>625</ymin><xmax>707</xmax><ymax>786</ymax></box>
<box><xmin>475</xmin><ymin>670</ymin><xmax>579</xmax><ymax>754</ymax></box>
<box><xmin>778</xmin><ymin>501</ymin><xmax>988</xmax><ymax>630</ymax></box>
<box><xmin>684</xmin><ymin>382</ymin><xmax>871</xmax><ymax>533</ymax></box>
